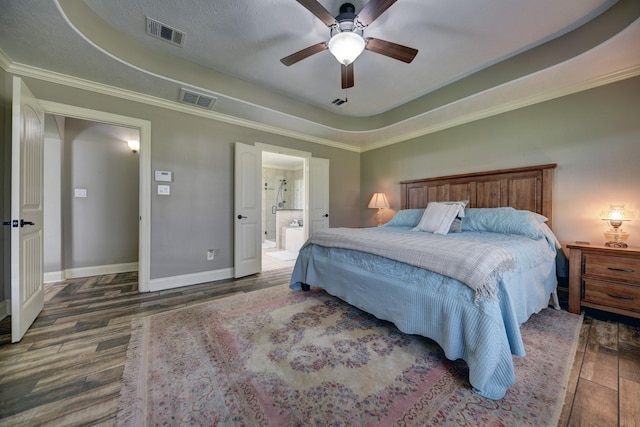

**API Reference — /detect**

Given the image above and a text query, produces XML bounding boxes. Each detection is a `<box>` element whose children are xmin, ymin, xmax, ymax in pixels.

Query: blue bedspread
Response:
<box><xmin>290</xmin><ymin>227</ymin><xmax>558</xmax><ymax>400</ymax></box>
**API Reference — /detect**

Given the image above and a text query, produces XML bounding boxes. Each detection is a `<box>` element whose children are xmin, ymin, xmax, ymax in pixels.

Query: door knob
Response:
<box><xmin>237</xmin><ymin>215</ymin><xmax>247</xmax><ymax>220</ymax></box>
<box><xmin>323</xmin><ymin>214</ymin><xmax>329</xmax><ymax>218</ymax></box>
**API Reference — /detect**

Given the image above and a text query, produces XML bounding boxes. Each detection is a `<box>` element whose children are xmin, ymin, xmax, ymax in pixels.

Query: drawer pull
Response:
<box><xmin>607</xmin><ymin>267</ymin><xmax>635</xmax><ymax>273</ymax></box>
<box><xmin>606</xmin><ymin>293</ymin><xmax>634</xmax><ymax>301</ymax></box>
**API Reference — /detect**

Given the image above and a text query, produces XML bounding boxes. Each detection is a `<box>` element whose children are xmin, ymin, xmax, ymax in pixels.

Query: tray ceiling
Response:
<box><xmin>0</xmin><ymin>0</ymin><xmax>638</xmax><ymax>151</ymax></box>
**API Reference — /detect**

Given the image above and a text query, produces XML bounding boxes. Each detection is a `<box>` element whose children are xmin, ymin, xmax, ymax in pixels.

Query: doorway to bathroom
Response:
<box><xmin>261</xmin><ymin>151</ymin><xmax>305</xmax><ymax>271</ymax></box>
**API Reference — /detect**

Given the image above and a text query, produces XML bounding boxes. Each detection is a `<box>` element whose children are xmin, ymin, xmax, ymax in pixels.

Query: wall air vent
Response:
<box><xmin>179</xmin><ymin>88</ymin><xmax>216</xmax><ymax>110</ymax></box>
<box><xmin>146</xmin><ymin>17</ymin><xmax>185</xmax><ymax>47</ymax></box>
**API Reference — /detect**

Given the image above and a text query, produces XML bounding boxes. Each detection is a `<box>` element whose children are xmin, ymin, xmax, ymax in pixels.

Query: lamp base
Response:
<box><xmin>603</xmin><ymin>229</ymin><xmax>629</xmax><ymax>248</ymax></box>
<box><xmin>604</xmin><ymin>241</ymin><xmax>628</xmax><ymax>248</ymax></box>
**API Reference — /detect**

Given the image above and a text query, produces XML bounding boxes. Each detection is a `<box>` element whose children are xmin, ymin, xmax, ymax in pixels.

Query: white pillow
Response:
<box><xmin>413</xmin><ymin>202</ymin><xmax>465</xmax><ymax>234</ymax></box>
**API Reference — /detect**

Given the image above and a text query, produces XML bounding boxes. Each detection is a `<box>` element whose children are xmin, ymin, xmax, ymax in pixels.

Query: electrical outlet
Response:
<box><xmin>207</xmin><ymin>249</ymin><xmax>215</xmax><ymax>260</ymax></box>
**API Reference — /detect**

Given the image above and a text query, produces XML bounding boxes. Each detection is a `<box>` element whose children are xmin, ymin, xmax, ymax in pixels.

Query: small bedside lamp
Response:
<box><xmin>600</xmin><ymin>204</ymin><xmax>635</xmax><ymax>248</ymax></box>
<box><xmin>368</xmin><ymin>193</ymin><xmax>390</xmax><ymax>227</ymax></box>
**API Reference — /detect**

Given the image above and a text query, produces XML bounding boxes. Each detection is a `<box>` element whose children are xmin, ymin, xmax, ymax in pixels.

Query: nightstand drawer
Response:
<box><xmin>584</xmin><ymin>254</ymin><xmax>640</xmax><ymax>282</ymax></box>
<box><xmin>583</xmin><ymin>278</ymin><xmax>640</xmax><ymax>313</ymax></box>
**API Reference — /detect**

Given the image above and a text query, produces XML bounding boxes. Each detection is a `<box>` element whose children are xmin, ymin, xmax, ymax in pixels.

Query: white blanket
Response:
<box><xmin>306</xmin><ymin>228</ymin><xmax>516</xmax><ymax>301</ymax></box>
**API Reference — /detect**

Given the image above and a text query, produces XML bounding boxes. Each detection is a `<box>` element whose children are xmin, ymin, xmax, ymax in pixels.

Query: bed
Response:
<box><xmin>290</xmin><ymin>164</ymin><xmax>562</xmax><ymax>400</ymax></box>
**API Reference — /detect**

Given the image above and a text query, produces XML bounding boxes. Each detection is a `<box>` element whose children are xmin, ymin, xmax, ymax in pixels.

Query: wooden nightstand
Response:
<box><xmin>567</xmin><ymin>243</ymin><xmax>640</xmax><ymax>319</ymax></box>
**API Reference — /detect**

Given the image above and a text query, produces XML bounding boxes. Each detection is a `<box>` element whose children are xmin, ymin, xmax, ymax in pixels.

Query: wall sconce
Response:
<box><xmin>368</xmin><ymin>192</ymin><xmax>390</xmax><ymax>227</ymax></box>
<box><xmin>600</xmin><ymin>204</ymin><xmax>635</xmax><ymax>247</ymax></box>
<box><xmin>127</xmin><ymin>140</ymin><xmax>140</xmax><ymax>153</ymax></box>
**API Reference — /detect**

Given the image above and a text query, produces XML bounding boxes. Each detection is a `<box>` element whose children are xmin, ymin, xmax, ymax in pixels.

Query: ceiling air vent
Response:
<box><xmin>146</xmin><ymin>17</ymin><xmax>185</xmax><ymax>47</ymax></box>
<box><xmin>179</xmin><ymin>88</ymin><xmax>216</xmax><ymax>110</ymax></box>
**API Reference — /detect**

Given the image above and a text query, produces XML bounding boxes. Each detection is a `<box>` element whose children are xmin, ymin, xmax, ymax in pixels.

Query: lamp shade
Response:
<box><xmin>328</xmin><ymin>32</ymin><xmax>365</xmax><ymax>65</ymax></box>
<box><xmin>600</xmin><ymin>204</ymin><xmax>635</xmax><ymax>222</ymax></box>
<box><xmin>368</xmin><ymin>193</ymin><xmax>390</xmax><ymax>209</ymax></box>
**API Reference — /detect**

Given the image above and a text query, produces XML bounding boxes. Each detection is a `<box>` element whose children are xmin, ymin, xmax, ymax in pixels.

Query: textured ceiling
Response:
<box><xmin>1</xmin><ymin>0</ymin><xmax>639</xmax><ymax>151</ymax></box>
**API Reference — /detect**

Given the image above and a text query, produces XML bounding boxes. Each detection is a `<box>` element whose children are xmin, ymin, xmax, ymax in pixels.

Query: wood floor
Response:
<box><xmin>558</xmin><ymin>305</ymin><xmax>640</xmax><ymax>427</ymax></box>
<box><xmin>0</xmin><ymin>269</ymin><xmax>638</xmax><ymax>426</ymax></box>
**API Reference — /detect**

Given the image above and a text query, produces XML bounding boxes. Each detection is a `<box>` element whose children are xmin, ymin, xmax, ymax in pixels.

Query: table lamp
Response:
<box><xmin>600</xmin><ymin>204</ymin><xmax>635</xmax><ymax>248</ymax></box>
<box><xmin>368</xmin><ymin>193</ymin><xmax>390</xmax><ymax>227</ymax></box>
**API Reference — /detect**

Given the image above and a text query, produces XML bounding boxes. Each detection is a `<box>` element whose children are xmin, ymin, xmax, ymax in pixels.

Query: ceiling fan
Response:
<box><xmin>281</xmin><ymin>0</ymin><xmax>418</xmax><ymax>89</ymax></box>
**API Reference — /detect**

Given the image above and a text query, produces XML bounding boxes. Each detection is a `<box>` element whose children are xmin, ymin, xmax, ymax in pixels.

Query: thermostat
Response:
<box><xmin>155</xmin><ymin>170</ymin><xmax>172</xmax><ymax>182</ymax></box>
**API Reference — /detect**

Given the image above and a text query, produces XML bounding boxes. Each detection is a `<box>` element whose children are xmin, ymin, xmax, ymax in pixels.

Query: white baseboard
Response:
<box><xmin>44</xmin><ymin>271</ymin><xmax>65</xmax><ymax>283</ymax></box>
<box><xmin>148</xmin><ymin>268</ymin><xmax>234</xmax><ymax>292</ymax></box>
<box><xmin>65</xmin><ymin>262</ymin><xmax>139</xmax><ymax>279</ymax></box>
<box><xmin>0</xmin><ymin>300</ymin><xmax>9</xmax><ymax>320</ymax></box>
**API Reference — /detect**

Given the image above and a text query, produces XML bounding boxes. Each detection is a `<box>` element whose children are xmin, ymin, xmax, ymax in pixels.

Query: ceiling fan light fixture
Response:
<box><xmin>328</xmin><ymin>31</ymin><xmax>365</xmax><ymax>65</ymax></box>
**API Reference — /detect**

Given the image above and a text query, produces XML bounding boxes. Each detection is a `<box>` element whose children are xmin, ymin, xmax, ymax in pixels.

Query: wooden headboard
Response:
<box><xmin>400</xmin><ymin>164</ymin><xmax>557</xmax><ymax>229</ymax></box>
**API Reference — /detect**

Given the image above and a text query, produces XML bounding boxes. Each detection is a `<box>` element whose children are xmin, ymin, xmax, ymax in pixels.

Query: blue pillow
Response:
<box><xmin>383</xmin><ymin>209</ymin><xmax>424</xmax><ymax>227</ymax></box>
<box><xmin>462</xmin><ymin>207</ymin><xmax>548</xmax><ymax>239</ymax></box>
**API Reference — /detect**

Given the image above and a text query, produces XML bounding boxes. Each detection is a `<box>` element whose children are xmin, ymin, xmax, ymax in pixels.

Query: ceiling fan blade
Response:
<box><xmin>365</xmin><ymin>38</ymin><xmax>418</xmax><ymax>63</ymax></box>
<box><xmin>357</xmin><ymin>0</ymin><xmax>397</xmax><ymax>26</ymax></box>
<box><xmin>280</xmin><ymin>42</ymin><xmax>328</xmax><ymax>66</ymax></box>
<box><xmin>296</xmin><ymin>0</ymin><xmax>337</xmax><ymax>26</ymax></box>
<box><xmin>341</xmin><ymin>63</ymin><xmax>354</xmax><ymax>89</ymax></box>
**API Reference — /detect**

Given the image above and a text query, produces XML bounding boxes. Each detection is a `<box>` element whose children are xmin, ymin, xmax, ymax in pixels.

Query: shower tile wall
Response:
<box><xmin>262</xmin><ymin>167</ymin><xmax>303</xmax><ymax>243</ymax></box>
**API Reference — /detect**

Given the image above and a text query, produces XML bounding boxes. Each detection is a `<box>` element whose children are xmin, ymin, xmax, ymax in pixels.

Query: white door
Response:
<box><xmin>234</xmin><ymin>142</ymin><xmax>261</xmax><ymax>278</ymax></box>
<box><xmin>10</xmin><ymin>77</ymin><xmax>45</xmax><ymax>343</ymax></box>
<box><xmin>309</xmin><ymin>157</ymin><xmax>330</xmax><ymax>235</ymax></box>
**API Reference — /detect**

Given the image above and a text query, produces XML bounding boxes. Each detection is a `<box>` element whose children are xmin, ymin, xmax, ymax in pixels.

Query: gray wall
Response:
<box><xmin>12</xmin><ymin>71</ymin><xmax>638</xmax><ymax>290</ymax></box>
<box><xmin>63</xmin><ymin>118</ymin><xmax>140</xmax><ymax>269</ymax></box>
<box><xmin>15</xmin><ymin>77</ymin><xmax>360</xmax><ymax>281</ymax></box>
<box><xmin>361</xmin><ymin>76</ymin><xmax>640</xmax><ymax>247</ymax></box>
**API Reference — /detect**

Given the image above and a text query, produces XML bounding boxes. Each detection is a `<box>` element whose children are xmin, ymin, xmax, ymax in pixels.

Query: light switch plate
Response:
<box><xmin>157</xmin><ymin>185</ymin><xmax>170</xmax><ymax>195</ymax></box>
<box><xmin>74</xmin><ymin>188</ymin><xmax>87</xmax><ymax>198</ymax></box>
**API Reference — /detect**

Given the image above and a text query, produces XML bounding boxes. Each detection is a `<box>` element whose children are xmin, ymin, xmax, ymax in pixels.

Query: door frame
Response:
<box><xmin>39</xmin><ymin>101</ymin><xmax>152</xmax><ymax>292</ymax></box>
<box><xmin>255</xmin><ymin>143</ymin><xmax>311</xmax><ymax>243</ymax></box>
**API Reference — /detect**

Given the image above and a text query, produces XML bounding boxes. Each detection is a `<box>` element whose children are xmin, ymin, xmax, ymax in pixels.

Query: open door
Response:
<box><xmin>234</xmin><ymin>142</ymin><xmax>261</xmax><ymax>278</ymax></box>
<box><xmin>10</xmin><ymin>77</ymin><xmax>45</xmax><ymax>342</ymax></box>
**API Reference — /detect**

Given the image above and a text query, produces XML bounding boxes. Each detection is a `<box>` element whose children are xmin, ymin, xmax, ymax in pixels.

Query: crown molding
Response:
<box><xmin>0</xmin><ymin>48</ymin><xmax>12</xmax><ymax>71</ymax></box>
<box><xmin>1</xmin><ymin>53</ymin><xmax>361</xmax><ymax>153</ymax></box>
<box><xmin>2</xmin><ymin>12</ymin><xmax>639</xmax><ymax>155</ymax></box>
<box><xmin>360</xmin><ymin>17</ymin><xmax>640</xmax><ymax>151</ymax></box>
<box><xmin>362</xmin><ymin>63</ymin><xmax>640</xmax><ymax>152</ymax></box>
<box><xmin>7</xmin><ymin>53</ymin><xmax>639</xmax><ymax>155</ymax></box>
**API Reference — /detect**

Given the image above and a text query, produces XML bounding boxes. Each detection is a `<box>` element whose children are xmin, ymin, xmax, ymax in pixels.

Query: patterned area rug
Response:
<box><xmin>117</xmin><ymin>285</ymin><xmax>582</xmax><ymax>426</ymax></box>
